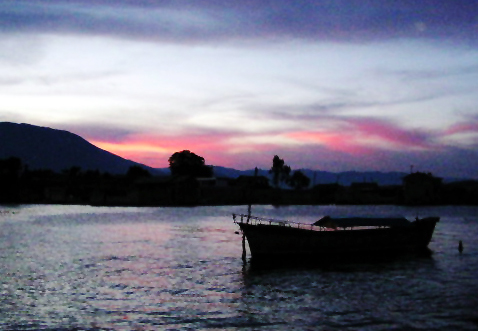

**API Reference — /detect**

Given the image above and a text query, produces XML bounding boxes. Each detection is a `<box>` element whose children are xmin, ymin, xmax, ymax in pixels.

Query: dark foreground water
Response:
<box><xmin>1</xmin><ymin>204</ymin><xmax>477</xmax><ymax>330</ymax></box>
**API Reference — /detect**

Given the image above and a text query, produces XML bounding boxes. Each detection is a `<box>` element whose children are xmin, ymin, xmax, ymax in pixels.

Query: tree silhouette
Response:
<box><xmin>0</xmin><ymin>157</ymin><xmax>22</xmax><ymax>178</ymax></box>
<box><xmin>126</xmin><ymin>165</ymin><xmax>151</xmax><ymax>180</ymax></box>
<box><xmin>269</xmin><ymin>155</ymin><xmax>291</xmax><ymax>188</ymax></box>
<box><xmin>288</xmin><ymin>170</ymin><xmax>310</xmax><ymax>190</ymax></box>
<box><xmin>0</xmin><ymin>157</ymin><xmax>22</xmax><ymax>202</ymax></box>
<box><xmin>168</xmin><ymin>150</ymin><xmax>213</xmax><ymax>178</ymax></box>
<box><xmin>63</xmin><ymin>166</ymin><xmax>82</xmax><ymax>178</ymax></box>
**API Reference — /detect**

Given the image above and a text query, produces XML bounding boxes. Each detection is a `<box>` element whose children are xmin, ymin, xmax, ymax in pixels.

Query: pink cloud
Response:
<box><xmin>287</xmin><ymin>131</ymin><xmax>374</xmax><ymax>154</ymax></box>
<box><xmin>113</xmin><ymin>116</ymin><xmax>437</xmax><ymax>169</ymax></box>
<box><xmin>85</xmin><ymin>126</ymin><xmax>478</xmax><ymax>178</ymax></box>
<box><xmin>76</xmin><ymin>116</ymin><xmax>478</xmax><ymax>178</ymax></box>
<box><xmin>287</xmin><ymin>117</ymin><xmax>434</xmax><ymax>154</ymax></box>
<box><xmin>444</xmin><ymin>120</ymin><xmax>478</xmax><ymax>135</ymax></box>
<box><xmin>346</xmin><ymin>118</ymin><xmax>434</xmax><ymax>149</ymax></box>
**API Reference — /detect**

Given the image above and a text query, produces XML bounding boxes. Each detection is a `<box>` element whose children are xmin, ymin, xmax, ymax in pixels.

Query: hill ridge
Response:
<box><xmin>0</xmin><ymin>122</ymin><xmax>159</xmax><ymax>174</ymax></box>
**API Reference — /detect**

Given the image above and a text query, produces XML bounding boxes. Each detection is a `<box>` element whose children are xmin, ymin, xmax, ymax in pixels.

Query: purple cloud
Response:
<box><xmin>345</xmin><ymin>117</ymin><xmax>435</xmax><ymax>149</ymax></box>
<box><xmin>1</xmin><ymin>1</ymin><xmax>477</xmax><ymax>43</ymax></box>
<box><xmin>445</xmin><ymin>115</ymin><xmax>478</xmax><ymax>136</ymax></box>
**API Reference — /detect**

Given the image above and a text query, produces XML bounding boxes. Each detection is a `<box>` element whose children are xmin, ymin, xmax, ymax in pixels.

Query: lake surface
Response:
<box><xmin>1</xmin><ymin>204</ymin><xmax>477</xmax><ymax>330</ymax></box>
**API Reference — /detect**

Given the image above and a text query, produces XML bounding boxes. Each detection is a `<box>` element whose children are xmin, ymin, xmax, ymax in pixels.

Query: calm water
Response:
<box><xmin>1</xmin><ymin>204</ymin><xmax>477</xmax><ymax>330</ymax></box>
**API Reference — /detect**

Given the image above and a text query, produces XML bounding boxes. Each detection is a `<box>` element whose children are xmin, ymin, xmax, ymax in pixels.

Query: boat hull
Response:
<box><xmin>238</xmin><ymin>217</ymin><xmax>439</xmax><ymax>262</ymax></box>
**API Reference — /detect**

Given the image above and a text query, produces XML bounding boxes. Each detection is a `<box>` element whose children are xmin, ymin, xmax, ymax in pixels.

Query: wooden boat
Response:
<box><xmin>233</xmin><ymin>213</ymin><xmax>439</xmax><ymax>262</ymax></box>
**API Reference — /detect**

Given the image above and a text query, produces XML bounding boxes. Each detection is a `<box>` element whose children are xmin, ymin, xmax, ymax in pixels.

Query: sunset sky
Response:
<box><xmin>1</xmin><ymin>1</ymin><xmax>478</xmax><ymax>178</ymax></box>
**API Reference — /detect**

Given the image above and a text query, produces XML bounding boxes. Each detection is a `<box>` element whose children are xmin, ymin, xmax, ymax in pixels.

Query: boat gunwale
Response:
<box><xmin>232</xmin><ymin>213</ymin><xmax>399</xmax><ymax>232</ymax></box>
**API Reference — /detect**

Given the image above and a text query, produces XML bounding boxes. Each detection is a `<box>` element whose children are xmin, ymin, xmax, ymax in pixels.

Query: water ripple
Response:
<box><xmin>1</xmin><ymin>205</ymin><xmax>478</xmax><ymax>330</ymax></box>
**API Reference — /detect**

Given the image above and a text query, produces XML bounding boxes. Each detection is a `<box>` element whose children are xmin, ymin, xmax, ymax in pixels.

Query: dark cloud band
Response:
<box><xmin>1</xmin><ymin>1</ymin><xmax>477</xmax><ymax>43</ymax></box>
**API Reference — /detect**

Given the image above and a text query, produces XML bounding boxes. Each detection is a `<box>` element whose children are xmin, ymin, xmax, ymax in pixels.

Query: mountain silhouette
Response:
<box><xmin>160</xmin><ymin>165</ymin><xmax>413</xmax><ymax>186</ymax></box>
<box><xmin>1</xmin><ymin>122</ymin><xmax>461</xmax><ymax>184</ymax></box>
<box><xmin>209</xmin><ymin>166</ymin><xmax>411</xmax><ymax>186</ymax></box>
<box><xmin>0</xmin><ymin>122</ymin><xmax>159</xmax><ymax>174</ymax></box>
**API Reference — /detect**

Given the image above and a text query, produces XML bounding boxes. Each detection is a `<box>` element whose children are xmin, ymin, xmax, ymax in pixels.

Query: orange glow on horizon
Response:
<box><xmin>91</xmin><ymin>140</ymin><xmax>172</xmax><ymax>167</ymax></box>
<box><xmin>90</xmin><ymin>135</ymin><xmax>235</xmax><ymax>168</ymax></box>
<box><xmin>90</xmin><ymin>129</ymin><xmax>376</xmax><ymax>169</ymax></box>
<box><xmin>93</xmin><ymin>141</ymin><xmax>170</xmax><ymax>154</ymax></box>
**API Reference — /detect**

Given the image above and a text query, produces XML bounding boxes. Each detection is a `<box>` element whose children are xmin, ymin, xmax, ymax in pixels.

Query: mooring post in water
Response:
<box><xmin>241</xmin><ymin>217</ymin><xmax>247</xmax><ymax>262</ymax></box>
<box><xmin>459</xmin><ymin>240</ymin><xmax>463</xmax><ymax>253</ymax></box>
<box><xmin>233</xmin><ymin>213</ymin><xmax>246</xmax><ymax>261</ymax></box>
<box><xmin>247</xmin><ymin>203</ymin><xmax>251</xmax><ymax>224</ymax></box>
<box><xmin>242</xmin><ymin>232</ymin><xmax>246</xmax><ymax>262</ymax></box>
<box><xmin>242</xmin><ymin>203</ymin><xmax>252</xmax><ymax>261</ymax></box>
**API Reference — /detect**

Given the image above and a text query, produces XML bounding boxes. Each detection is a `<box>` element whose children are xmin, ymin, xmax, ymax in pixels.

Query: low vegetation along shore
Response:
<box><xmin>1</xmin><ymin>153</ymin><xmax>478</xmax><ymax>206</ymax></box>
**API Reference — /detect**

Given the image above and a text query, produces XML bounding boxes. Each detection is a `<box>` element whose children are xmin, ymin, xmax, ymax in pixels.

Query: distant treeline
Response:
<box><xmin>1</xmin><ymin>156</ymin><xmax>478</xmax><ymax>206</ymax></box>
